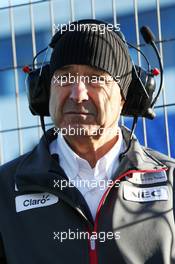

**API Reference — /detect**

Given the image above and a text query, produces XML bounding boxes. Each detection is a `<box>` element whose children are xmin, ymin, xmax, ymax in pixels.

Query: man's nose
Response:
<box><xmin>69</xmin><ymin>80</ymin><xmax>89</xmax><ymax>103</ymax></box>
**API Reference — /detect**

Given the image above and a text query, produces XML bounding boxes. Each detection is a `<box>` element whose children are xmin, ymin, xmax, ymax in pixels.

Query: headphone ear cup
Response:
<box><xmin>26</xmin><ymin>64</ymin><xmax>51</xmax><ymax>116</ymax></box>
<box><xmin>121</xmin><ymin>65</ymin><xmax>156</xmax><ymax>119</ymax></box>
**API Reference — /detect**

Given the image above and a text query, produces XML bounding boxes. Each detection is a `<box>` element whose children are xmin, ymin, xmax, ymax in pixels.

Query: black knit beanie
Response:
<box><xmin>50</xmin><ymin>21</ymin><xmax>132</xmax><ymax>99</ymax></box>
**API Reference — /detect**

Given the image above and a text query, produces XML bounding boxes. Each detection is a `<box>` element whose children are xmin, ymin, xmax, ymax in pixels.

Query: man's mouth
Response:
<box><xmin>64</xmin><ymin>112</ymin><xmax>94</xmax><ymax>115</ymax></box>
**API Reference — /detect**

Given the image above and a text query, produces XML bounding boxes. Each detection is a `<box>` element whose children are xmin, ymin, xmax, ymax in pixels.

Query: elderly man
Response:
<box><xmin>0</xmin><ymin>19</ymin><xmax>175</xmax><ymax>264</ymax></box>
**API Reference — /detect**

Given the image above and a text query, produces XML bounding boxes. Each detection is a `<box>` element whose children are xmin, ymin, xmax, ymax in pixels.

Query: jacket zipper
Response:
<box><xmin>88</xmin><ymin>167</ymin><xmax>168</xmax><ymax>264</ymax></box>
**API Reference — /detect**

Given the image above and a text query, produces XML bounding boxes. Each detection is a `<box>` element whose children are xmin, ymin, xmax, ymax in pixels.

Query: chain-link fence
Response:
<box><xmin>0</xmin><ymin>0</ymin><xmax>175</xmax><ymax>164</ymax></box>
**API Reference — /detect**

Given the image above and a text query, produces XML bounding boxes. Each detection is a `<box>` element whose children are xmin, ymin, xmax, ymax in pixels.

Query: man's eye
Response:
<box><xmin>61</xmin><ymin>76</ymin><xmax>68</xmax><ymax>81</ymax></box>
<box><xmin>54</xmin><ymin>74</ymin><xmax>70</xmax><ymax>86</ymax></box>
<box><xmin>91</xmin><ymin>75</ymin><xmax>108</xmax><ymax>86</ymax></box>
<box><xmin>89</xmin><ymin>76</ymin><xmax>101</xmax><ymax>83</ymax></box>
<box><xmin>96</xmin><ymin>76</ymin><xmax>102</xmax><ymax>82</ymax></box>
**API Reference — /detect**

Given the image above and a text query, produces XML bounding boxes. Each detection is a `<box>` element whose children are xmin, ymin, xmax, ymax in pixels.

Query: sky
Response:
<box><xmin>0</xmin><ymin>0</ymin><xmax>175</xmax><ymax>10</ymax></box>
<box><xmin>1</xmin><ymin>0</ymin><xmax>175</xmax><ymax>36</ymax></box>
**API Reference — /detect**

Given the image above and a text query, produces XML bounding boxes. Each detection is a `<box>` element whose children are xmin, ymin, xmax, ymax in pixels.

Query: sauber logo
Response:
<box><xmin>15</xmin><ymin>193</ymin><xmax>59</xmax><ymax>212</ymax></box>
<box><xmin>123</xmin><ymin>185</ymin><xmax>169</xmax><ymax>202</ymax></box>
<box><xmin>126</xmin><ymin>171</ymin><xmax>167</xmax><ymax>185</ymax></box>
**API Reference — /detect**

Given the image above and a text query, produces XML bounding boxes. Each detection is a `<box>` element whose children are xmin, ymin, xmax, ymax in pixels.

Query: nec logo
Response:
<box><xmin>124</xmin><ymin>185</ymin><xmax>169</xmax><ymax>202</ymax></box>
<box><xmin>132</xmin><ymin>189</ymin><xmax>161</xmax><ymax>199</ymax></box>
<box><xmin>15</xmin><ymin>193</ymin><xmax>59</xmax><ymax>212</ymax></box>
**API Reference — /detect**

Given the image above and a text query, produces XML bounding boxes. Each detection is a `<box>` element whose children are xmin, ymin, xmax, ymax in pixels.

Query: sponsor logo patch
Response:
<box><xmin>126</xmin><ymin>171</ymin><xmax>167</xmax><ymax>185</ymax></box>
<box><xmin>15</xmin><ymin>193</ymin><xmax>59</xmax><ymax>212</ymax></box>
<box><xmin>123</xmin><ymin>185</ymin><xmax>169</xmax><ymax>202</ymax></box>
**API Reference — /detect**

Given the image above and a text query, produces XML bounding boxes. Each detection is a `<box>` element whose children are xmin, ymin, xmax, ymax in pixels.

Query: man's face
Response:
<box><xmin>49</xmin><ymin>64</ymin><xmax>124</xmax><ymax>137</ymax></box>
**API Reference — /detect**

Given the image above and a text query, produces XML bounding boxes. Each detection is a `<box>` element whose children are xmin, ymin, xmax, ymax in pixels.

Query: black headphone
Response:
<box><xmin>24</xmin><ymin>19</ymin><xmax>162</xmax><ymax>120</ymax></box>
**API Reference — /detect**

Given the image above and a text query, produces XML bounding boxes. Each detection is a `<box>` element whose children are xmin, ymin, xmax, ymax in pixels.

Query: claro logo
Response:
<box><xmin>15</xmin><ymin>192</ymin><xmax>59</xmax><ymax>212</ymax></box>
<box><xmin>23</xmin><ymin>194</ymin><xmax>50</xmax><ymax>207</ymax></box>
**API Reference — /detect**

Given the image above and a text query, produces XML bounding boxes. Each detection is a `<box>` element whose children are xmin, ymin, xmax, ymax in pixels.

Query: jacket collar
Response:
<box><xmin>119</xmin><ymin>126</ymin><xmax>166</xmax><ymax>172</ymax></box>
<box><xmin>15</xmin><ymin>126</ymin><xmax>166</xmax><ymax>191</ymax></box>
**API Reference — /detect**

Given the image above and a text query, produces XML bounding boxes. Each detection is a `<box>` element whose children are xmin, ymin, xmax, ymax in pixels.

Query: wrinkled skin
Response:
<box><xmin>49</xmin><ymin>64</ymin><xmax>124</xmax><ymax>167</ymax></box>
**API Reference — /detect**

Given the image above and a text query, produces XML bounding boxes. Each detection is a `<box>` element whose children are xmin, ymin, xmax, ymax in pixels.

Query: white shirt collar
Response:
<box><xmin>50</xmin><ymin>127</ymin><xmax>125</xmax><ymax>181</ymax></box>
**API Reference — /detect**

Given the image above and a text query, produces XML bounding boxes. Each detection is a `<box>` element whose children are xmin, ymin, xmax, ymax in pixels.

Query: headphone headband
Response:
<box><xmin>24</xmin><ymin>19</ymin><xmax>158</xmax><ymax>120</ymax></box>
